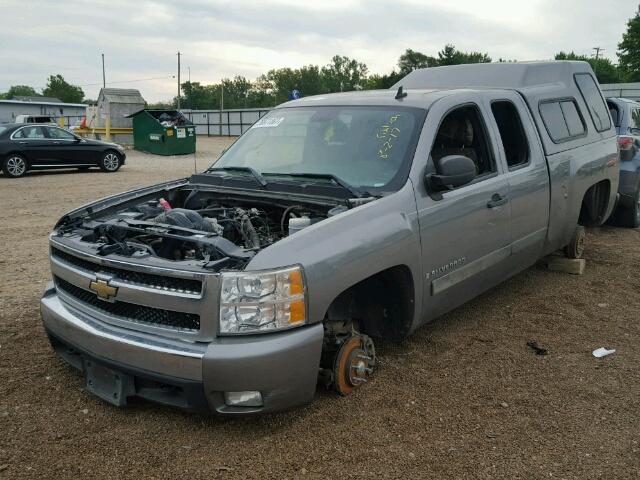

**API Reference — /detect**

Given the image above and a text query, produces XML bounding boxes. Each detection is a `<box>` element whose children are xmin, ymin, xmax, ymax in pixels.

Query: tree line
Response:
<box><xmin>0</xmin><ymin>74</ymin><xmax>85</xmax><ymax>104</ymax></box>
<box><xmin>3</xmin><ymin>6</ymin><xmax>640</xmax><ymax>109</ymax></box>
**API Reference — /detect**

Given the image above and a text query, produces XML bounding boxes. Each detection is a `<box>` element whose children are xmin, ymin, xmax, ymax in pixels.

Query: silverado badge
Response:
<box><xmin>89</xmin><ymin>277</ymin><xmax>118</xmax><ymax>301</ymax></box>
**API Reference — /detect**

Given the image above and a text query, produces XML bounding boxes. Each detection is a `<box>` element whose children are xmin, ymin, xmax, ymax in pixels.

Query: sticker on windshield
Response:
<box><xmin>376</xmin><ymin>114</ymin><xmax>402</xmax><ymax>159</ymax></box>
<box><xmin>253</xmin><ymin>117</ymin><xmax>285</xmax><ymax>128</ymax></box>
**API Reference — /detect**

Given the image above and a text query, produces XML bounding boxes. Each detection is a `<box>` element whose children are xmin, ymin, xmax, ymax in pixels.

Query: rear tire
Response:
<box><xmin>565</xmin><ymin>226</ymin><xmax>586</xmax><ymax>259</ymax></box>
<box><xmin>618</xmin><ymin>190</ymin><xmax>640</xmax><ymax>228</ymax></box>
<box><xmin>99</xmin><ymin>151</ymin><xmax>122</xmax><ymax>172</ymax></box>
<box><xmin>2</xmin><ymin>154</ymin><xmax>28</xmax><ymax>178</ymax></box>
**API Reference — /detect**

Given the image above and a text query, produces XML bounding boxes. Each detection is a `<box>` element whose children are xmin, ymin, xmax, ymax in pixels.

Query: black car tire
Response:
<box><xmin>2</xmin><ymin>154</ymin><xmax>28</xmax><ymax>178</ymax></box>
<box><xmin>618</xmin><ymin>189</ymin><xmax>640</xmax><ymax>228</ymax></box>
<box><xmin>99</xmin><ymin>151</ymin><xmax>122</xmax><ymax>172</ymax></box>
<box><xmin>564</xmin><ymin>225</ymin><xmax>586</xmax><ymax>259</ymax></box>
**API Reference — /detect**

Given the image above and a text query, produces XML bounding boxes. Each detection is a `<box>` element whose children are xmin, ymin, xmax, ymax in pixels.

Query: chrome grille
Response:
<box><xmin>55</xmin><ymin>276</ymin><xmax>200</xmax><ymax>331</ymax></box>
<box><xmin>51</xmin><ymin>247</ymin><xmax>202</xmax><ymax>295</ymax></box>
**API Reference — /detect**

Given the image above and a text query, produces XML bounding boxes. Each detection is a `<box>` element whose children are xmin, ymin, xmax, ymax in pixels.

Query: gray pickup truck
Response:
<box><xmin>41</xmin><ymin>61</ymin><xmax>618</xmax><ymax>415</ymax></box>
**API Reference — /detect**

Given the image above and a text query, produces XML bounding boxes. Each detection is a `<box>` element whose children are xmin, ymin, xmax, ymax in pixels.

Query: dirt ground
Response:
<box><xmin>1</xmin><ymin>136</ymin><xmax>639</xmax><ymax>479</ymax></box>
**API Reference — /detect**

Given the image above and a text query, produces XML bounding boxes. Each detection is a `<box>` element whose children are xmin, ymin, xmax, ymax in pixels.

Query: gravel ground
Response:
<box><xmin>1</xmin><ymin>136</ymin><xmax>639</xmax><ymax>479</ymax></box>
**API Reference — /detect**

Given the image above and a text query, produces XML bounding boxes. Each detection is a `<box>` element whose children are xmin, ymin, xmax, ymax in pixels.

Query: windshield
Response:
<box><xmin>212</xmin><ymin>106</ymin><xmax>425</xmax><ymax>192</ymax></box>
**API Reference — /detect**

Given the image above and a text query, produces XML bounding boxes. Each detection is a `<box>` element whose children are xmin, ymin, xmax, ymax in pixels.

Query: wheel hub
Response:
<box><xmin>333</xmin><ymin>334</ymin><xmax>376</xmax><ymax>396</ymax></box>
<box><xmin>7</xmin><ymin>157</ymin><xmax>26</xmax><ymax>176</ymax></box>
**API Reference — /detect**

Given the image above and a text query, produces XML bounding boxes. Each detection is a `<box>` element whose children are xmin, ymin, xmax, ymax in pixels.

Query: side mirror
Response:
<box><xmin>425</xmin><ymin>155</ymin><xmax>477</xmax><ymax>192</ymax></box>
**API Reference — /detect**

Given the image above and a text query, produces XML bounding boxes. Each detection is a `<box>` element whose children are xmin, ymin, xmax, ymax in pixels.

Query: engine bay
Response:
<box><xmin>54</xmin><ymin>186</ymin><xmax>348</xmax><ymax>272</ymax></box>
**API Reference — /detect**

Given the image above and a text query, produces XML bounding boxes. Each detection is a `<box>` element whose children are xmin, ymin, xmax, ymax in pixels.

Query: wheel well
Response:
<box><xmin>578</xmin><ymin>180</ymin><xmax>611</xmax><ymax>227</ymax></box>
<box><xmin>103</xmin><ymin>148</ymin><xmax>121</xmax><ymax>157</ymax></box>
<box><xmin>323</xmin><ymin>265</ymin><xmax>415</xmax><ymax>342</ymax></box>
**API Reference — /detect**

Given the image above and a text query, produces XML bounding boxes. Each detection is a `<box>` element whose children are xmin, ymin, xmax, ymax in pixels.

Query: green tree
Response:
<box><xmin>321</xmin><ymin>55</ymin><xmax>368</xmax><ymax>92</ymax></box>
<box><xmin>398</xmin><ymin>49</ymin><xmax>436</xmax><ymax>74</ymax></box>
<box><xmin>4</xmin><ymin>85</ymin><xmax>38</xmax><ymax>99</ymax></box>
<box><xmin>555</xmin><ymin>51</ymin><xmax>620</xmax><ymax>83</ymax></box>
<box><xmin>618</xmin><ymin>6</ymin><xmax>640</xmax><ymax>81</ymax></box>
<box><xmin>362</xmin><ymin>71</ymin><xmax>404</xmax><ymax>90</ymax></box>
<box><xmin>437</xmin><ymin>44</ymin><xmax>491</xmax><ymax>65</ymax></box>
<box><xmin>42</xmin><ymin>74</ymin><xmax>84</xmax><ymax>103</ymax></box>
<box><xmin>180</xmin><ymin>81</ymin><xmax>216</xmax><ymax>109</ymax></box>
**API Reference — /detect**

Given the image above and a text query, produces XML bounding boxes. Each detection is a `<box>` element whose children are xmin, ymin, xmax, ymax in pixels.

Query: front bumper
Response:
<box><xmin>41</xmin><ymin>282</ymin><xmax>324</xmax><ymax>415</ymax></box>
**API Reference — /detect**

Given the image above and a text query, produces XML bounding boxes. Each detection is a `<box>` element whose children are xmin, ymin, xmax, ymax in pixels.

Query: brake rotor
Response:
<box><xmin>333</xmin><ymin>334</ymin><xmax>376</xmax><ymax>396</ymax></box>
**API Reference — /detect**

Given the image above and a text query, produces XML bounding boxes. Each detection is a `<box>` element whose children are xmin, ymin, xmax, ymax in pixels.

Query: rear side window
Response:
<box><xmin>539</xmin><ymin>99</ymin><xmax>585</xmax><ymax>143</ymax></box>
<box><xmin>607</xmin><ymin>101</ymin><xmax>620</xmax><ymax>127</ymax></box>
<box><xmin>630</xmin><ymin>108</ymin><xmax>640</xmax><ymax>131</ymax></box>
<box><xmin>560</xmin><ymin>101</ymin><xmax>585</xmax><ymax>137</ymax></box>
<box><xmin>491</xmin><ymin>101</ymin><xmax>529</xmax><ymax>168</ymax></box>
<box><xmin>574</xmin><ymin>73</ymin><xmax>612</xmax><ymax>132</ymax></box>
<box><xmin>13</xmin><ymin>126</ymin><xmax>45</xmax><ymax>139</ymax></box>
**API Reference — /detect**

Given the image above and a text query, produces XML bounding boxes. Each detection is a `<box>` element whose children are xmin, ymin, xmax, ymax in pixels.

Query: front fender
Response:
<box><xmin>246</xmin><ymin>182</ymin><xmax>423</xmax><ymax>330</ymax></box>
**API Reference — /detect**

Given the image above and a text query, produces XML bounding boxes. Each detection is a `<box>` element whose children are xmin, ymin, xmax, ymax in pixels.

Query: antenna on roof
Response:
<box><xmin>395</xmin><ymin>85</ymin><xmax>408</xmax><ymax>100</ymax></box>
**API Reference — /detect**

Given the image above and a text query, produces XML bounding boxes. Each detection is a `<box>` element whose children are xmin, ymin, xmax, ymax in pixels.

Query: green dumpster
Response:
<box><xmin>127</xmin><ymin>110</ymin><xmax>196</xmax><ymax>155</ymax></box>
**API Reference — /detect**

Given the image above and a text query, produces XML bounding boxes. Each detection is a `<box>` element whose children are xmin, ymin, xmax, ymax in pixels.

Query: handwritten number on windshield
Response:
<box><xmin>376</xmin><ymin>114</ymin><xmax>402</xmax><ymax>159</ymax></box>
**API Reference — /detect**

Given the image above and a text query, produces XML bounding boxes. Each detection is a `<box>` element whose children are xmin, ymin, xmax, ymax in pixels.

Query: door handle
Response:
<box><xmin>19</xmin><ymin>141</ymin><xmax>27</xmax><ymax>145</ymax></box>
<box><xmin>487</xmin><ymin>193</ymin><xmax>508</xmax><ymax>208</ymax></box>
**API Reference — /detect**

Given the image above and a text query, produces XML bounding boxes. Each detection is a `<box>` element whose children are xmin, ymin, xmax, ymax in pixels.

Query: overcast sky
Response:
<box><xmin>0</xmin><ymin>0</ymin><xmax>636</xmax><ymax>102</ymax></box>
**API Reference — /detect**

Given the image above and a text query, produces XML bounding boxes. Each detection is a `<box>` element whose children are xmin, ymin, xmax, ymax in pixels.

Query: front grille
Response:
<box><xmin>51</xmin><ymin>247</ymin><xmax>202</xmax><ymax>295</ymax></box>
<box><xmin>55</xmin><ymin>276</ymin><xmax>200</xmax><ymax>331</ymax></box>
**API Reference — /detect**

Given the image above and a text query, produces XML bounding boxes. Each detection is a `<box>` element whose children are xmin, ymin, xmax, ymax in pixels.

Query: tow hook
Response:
<box><xmin>333</xmin><ymin>333</ymin><xmax>376</xmax><ymax>396</ymax></box>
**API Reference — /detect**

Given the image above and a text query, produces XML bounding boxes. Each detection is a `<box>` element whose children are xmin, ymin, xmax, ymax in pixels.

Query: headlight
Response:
<box><xmin>219</xmin><ymin>266</ymin><xmax>306</xmax><ymax>334</ymax></box>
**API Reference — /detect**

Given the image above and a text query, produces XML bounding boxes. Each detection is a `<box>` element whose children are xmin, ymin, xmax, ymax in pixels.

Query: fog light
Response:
<box><xmin>224</xmin><ymin>391</ymin><xmax>263</xmax><ymax>407</ymax></box>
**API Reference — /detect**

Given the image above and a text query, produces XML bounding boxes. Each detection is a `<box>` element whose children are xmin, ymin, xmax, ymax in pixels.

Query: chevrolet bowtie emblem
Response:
<box><xmin>89</xmin><ymin>278</ymin><xmax>118</xmax><ymax>301</ymax></box>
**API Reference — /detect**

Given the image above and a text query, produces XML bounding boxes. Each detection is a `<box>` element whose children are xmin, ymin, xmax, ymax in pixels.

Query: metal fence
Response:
<box><xmin>182</xmin><ymin>108</ymin><xmax>271</xmax><ymax>136</ymax></box>
<box><xmin>51</xmin><ymin>109</ymin><xmax>272</xmax><ymax>136</ymax></box>
<box><xmin>53</xmin><ymin>115</ymin><xmax>85</xmax><ymax>128</ymax></box>
<box><xmin>601</xmin><ymin>82</ymin><xmax>640</xmax><ymax>101</ymax></box>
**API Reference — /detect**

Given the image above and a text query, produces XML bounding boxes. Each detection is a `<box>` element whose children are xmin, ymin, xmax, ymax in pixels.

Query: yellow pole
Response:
<box><xmin>105</xmin><ymin>115</ymin><xmax>111</xmax><ymax>142</ymax></box>
<box><xmin>58</xmin><ymin>117</ymin><xmax>65</xmax><ymax>128</ymax></box>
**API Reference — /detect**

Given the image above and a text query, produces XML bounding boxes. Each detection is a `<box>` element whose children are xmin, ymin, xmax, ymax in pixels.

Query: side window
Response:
<box><xmin>630</xmin><ymin>108</ymin><xmax>640</xmax><ymax>133</ymax></box>
<box><xmin>46</xmin><ymin>127</ymin><xmax>75</xmax><ymax>140</ymax></box>
<box><xmin>539</xmin><ymin>99</ymin><xmax>585</xmax><ymax>143</ymax></box>
<box><xmin>607</xmin><ymin>101</ymin><xmax>620</xmax><ymax>127</ymax></box>
<box><xmin>490</xmin><ymin>101</ymin><xmax>529</xmax><ymax>168</ymax></box>
<box><xmin>430</xmin><ymin>105</ymin><xmax>496</xmax><ymax>178</ymax></box>
<box><xmin>560</xmin><ymin>101</ymin><xmax>586</xmax><ymax>137</ymax></box>
<box><xmin>574</xmin><ymin>73</ymin><xmax>612</xmax><ymax>132</ymax></box>
<box><xmin>13</xmin><ymin>126</ymin><xmax>45</xmax><ymax>139</ymax></box>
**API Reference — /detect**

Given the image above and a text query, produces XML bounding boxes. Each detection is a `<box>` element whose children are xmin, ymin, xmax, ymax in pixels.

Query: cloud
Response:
<box><xmin>0</xmin><ymin>0</ymin><xmax>634</xmax><ymax>102</ymax></box>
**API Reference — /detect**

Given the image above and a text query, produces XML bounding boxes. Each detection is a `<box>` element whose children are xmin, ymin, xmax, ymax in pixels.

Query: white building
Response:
<box><xmin>0</xmin><ymin>97</ymin><xmax>86</xmax><ymax>125</ymax></box>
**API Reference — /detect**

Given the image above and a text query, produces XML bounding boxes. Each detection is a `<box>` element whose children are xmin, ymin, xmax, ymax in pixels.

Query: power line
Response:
<box><xmin>78</xmin><ymin>75</ymin><xmax>175</xmax><ymax>87</ymax></box>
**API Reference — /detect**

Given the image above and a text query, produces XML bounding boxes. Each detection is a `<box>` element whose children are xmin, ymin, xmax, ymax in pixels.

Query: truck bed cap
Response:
<box><xmin>392</xmin><ymin>61</ymin><xmax>591</xmax><ymax>91</ymax></box>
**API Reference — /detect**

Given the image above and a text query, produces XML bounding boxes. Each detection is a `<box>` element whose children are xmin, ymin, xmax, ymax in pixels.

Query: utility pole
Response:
<box><xmin>220</xmin><ymin>81</ymin><xmax>224</xmax><ymax>111</ymax></box>
<box><xmin>101</xmin><ymin>53</ymin><xmax>106</xmax><ymax>89</ymax></box>
<box><xmin>177</xmin><ymin>51</ymin><xmax>181</xmax><ymax>110</ymax></box>
<box><xmin>592</xmin><ymin>47</ymin><xmax>603</xmax><ymax>76</ymax></box>
<box><xmin>593</xmin><ymin>46</ymin><xmax>603</xmax><ymax>61</ymax></box>
<box><xmin>188</xmin><ymin>66</ymin><xmax>191</xmax><ymax>83</ymax></box>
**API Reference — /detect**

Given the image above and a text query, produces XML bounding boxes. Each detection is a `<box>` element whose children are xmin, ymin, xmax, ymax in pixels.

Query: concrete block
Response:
<box><xmin>547</xmin><ymin>257</ymin><xmax>586</xmax><ymax>275</ymax></box>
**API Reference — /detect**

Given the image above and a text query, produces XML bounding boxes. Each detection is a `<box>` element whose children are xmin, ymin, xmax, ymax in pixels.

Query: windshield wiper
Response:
<box><xmin>262</xmin><ymin>172</ymin><xmax>367</xmax><ymax>198</ymax></box>
<box><xmin>206</xmin><ymin>166</ymin><xmax>268</xmax><ymax>188</ymax></box>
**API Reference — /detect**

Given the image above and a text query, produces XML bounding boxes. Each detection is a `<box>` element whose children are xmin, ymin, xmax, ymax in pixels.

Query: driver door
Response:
<box><xmin>414</xmin><ymin>96</ymin><xmax>511</xmax><ymax>321</ymax></box>
<box><xmin>43</xmin><ymin>126</ymin><xmax>85</xmax><ymax>165</ymax></box>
